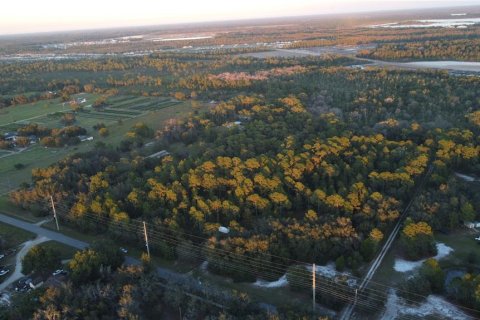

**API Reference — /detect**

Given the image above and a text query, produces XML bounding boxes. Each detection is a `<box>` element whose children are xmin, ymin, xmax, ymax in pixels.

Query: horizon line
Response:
<box><xmin>1</xmin><ymin>3</ymin><xmax>479</xmax><ymax>38</ymax></box>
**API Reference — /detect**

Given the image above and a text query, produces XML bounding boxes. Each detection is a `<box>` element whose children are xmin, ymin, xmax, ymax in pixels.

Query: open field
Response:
<box><xmin>0</xmin><ymin>94</ymin><xmax>99</xmax><ymax>129</ymax></box>
<box><xmin>436</xmin><ymin>230</ymin><xmax>480</xmax><ymax>268</ymax></box>
<box><xmin>0</xmin><ymin>222</ymin><xmax>35</xmax><ymax>248</ymax></box>
<box><xmin>0</xmin><ymin>96</ymin><xmax>198</xmax><ymax>195</ymax></box>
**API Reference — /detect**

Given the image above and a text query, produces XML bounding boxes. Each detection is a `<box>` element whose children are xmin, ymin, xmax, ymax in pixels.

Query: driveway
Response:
<box><xmin>0</xmin><ymin>236</ymin><xmax>49</xmax><ymax>291</ymax></box>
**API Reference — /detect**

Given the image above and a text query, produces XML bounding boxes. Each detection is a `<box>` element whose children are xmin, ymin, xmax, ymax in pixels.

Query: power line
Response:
<box><xmin>51</xmin><ymin>202</ymin><xmax>480</xmax><ymax>319</ymax></box>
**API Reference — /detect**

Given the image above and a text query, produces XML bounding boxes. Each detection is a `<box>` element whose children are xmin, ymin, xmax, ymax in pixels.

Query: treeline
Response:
<box><xmin>359</xmin><ymin>39</ymin><xmax>480</xmax><ymax>61</ymax></box>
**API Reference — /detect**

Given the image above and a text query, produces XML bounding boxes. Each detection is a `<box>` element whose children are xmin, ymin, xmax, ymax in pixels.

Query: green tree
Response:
<box><xmin>22</xmin><ymin>245</ymin><xmax>61</xmax><ymax>276</ymax></box>
<box><xmin>91</xmin><ymin>240</ymin><xmax>125</xmax><ymax>270</ymax></box>
<box><xmin>460</xmin><ymin>202</ymin><xmax>476</xmax><ymax>222</ymax></box>
<box><xmin>99</xmin><ymin>127</ymin><xmax>109</xmax><ymax>137</ymax></box>
<box><xmin>420</xmin><ymin>258</ymin><xmax>445</xmax><ymax>294</ymax></box>
<box><xmin>68</xmin><ymin>249</ymin><xmax>103</xmax><ymax>283</ymax></box>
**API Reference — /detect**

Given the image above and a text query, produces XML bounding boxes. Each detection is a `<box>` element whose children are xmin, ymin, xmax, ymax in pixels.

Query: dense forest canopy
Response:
<box><xmin>2</xmin><ymin>9</ymin><xmax>480</xmax><ymax>318</ymax></box>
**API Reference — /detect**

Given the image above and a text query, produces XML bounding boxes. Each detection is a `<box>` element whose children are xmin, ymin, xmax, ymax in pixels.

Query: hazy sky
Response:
<box><xmin>0</xmin><ymin>0</ymin><xmax>478</xmax><ymax>35</ymax></box>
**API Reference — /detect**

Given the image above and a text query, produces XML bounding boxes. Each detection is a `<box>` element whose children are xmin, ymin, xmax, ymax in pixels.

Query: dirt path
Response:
<box><xmin>0</xmin><ymin>236</ymin><xmax>49</xmax><ymax>291</ymax></box>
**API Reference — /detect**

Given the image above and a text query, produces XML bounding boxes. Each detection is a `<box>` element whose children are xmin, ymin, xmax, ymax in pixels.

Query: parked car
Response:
<box><xmin>0</xmin><ymin>254</ymin><xmax>4</xmax><ymax>260</ymax></box>
<box><xmin>120</xmin><ymin>247</ymin><xmax>128</xmax><ymax>254</ymax></box>
<box><xmin>52</xmin><ymin>269</ymin><xmax>66</xmax><ymax>276</ymax></box>
<box><xmin>14</xmin><ymin>277</ymin><xmax>32</xmax><ymax>292</ymax></box>
<box><xmin>0</xmin><ymin>269</ymin><xmax>9</xmax><ymax>276</ymax></box>
<box><xmin>475</xmin><ymin>236</ymin><xmax>480</xmax><ymax>241</ymax></box>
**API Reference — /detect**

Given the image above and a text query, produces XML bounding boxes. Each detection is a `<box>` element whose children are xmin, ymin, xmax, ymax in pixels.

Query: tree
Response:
<box><xmin>420</xmin><ymin>258</ymin><xmax>445</xmax><ymax>294</ymax></box>
<box><xmin>68</xmin><ymin>249</ymin><xmax>103</xmax><ymax>283</ymax></box>
<box><xmin>99</xmin><ymin>127</ymin><xmax>109</xmax><ymax>137</ymax></box>
<box><xmin>91</xmin><ymin>240</ymin><xmax>125</xmax><ymax>270</ymax></box>
<box><xmin>61</xmin><ymin>113</ymin><xmax>76</xmax><ymax>125</ymax></box>
<box><xmin>400</xmin><ymin>220</ymin><xmax>437</xmax><ymax>260</ymax></box>
<box><xmin>15</xmin><ymin>136</ymin><xmax>30</xmax><ymax>148</ymax></box>
<box><xmin>461</xmin><ymin>202</ymin><xmax>475</xmax><ymax>222</ymax></box>
<box><xmin>22</xmin><ymin>245</ymin><xmax>61</xmax><ymax>276</ymax></box>
<box><xmin>399</xmin><ymin>275</ymin><xmax>431</xmax><ymax>302</ymax></box>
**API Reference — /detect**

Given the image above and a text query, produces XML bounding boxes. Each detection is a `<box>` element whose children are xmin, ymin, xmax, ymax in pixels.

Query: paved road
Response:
<box><xmin>0</xmin><ymin>214</ymin><xmax>88</xmax><ymax>250</ymax></box>
<box><xmin>0</xmin><ymin>213</ymin><xmax>190</xmax><ymax>282</ymax></box>
<box><xmin>340</xmin><ymin>165</ymin><xmax>434</xmax><ymax>320</ymax></box>
<box><xmin>0</xmin><ymin>213</ymin><xmax>234</xmax><ymax>310</ymax></box>
<box><xmin>0</xmin><ymin>213</ymin><xmax>172</xmax><ymax>273</ymax></box>
<box><xmin>273</xmin><ymin>49</ymin><xmax>480</xmax><ymax>74</ymax></box>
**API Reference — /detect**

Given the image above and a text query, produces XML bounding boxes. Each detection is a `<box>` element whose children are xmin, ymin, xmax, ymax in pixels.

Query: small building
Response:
<box><xmin>144</xmin><ymin>141</ymin><xmax>155</xmax><ymax>147</ymax></box>
<box><xmin>29</xmin><ymin>278</ymin><xmax>44</xmax><ymax>290</ymax></box>
<box><xmin>218</xmin><ymin>226</ymin><xmax>230</xmax><ymax>234</ymax></box>
<box><xmin>464</xmin><ymin>221</ymin><xmax>480</xmax><ymax>229</ymax></box>
<box><xmin>147</xmin><ymin>150</ymin><xmax>170</xmax><ymax>159</ymax></box>
<box><xmin>3</xmin><ymin>132</ymin><xmax>18</xmax><ymax>141</ymax></box>
<box><xmin>78</xmin><ymin>135</ymin><xmax>94</xmax><ymax>142</ymax></box>
<box><xmin>28</xmin><ymin>135</ymin><xmax>38</xmax><ymax>144</ymax></box>
<box><xmin>350</xmin><ymin>64</ymin><xmax>366</xmax><ymax>70</ymax></box>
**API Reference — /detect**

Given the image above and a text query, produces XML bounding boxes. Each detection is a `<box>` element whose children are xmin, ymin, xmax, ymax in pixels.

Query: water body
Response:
<box><xmin>370</xmin><ymin>17</ymin><xmax>480</xmax><ymax>28</ymax></box>
<box><xmin>403</xmin><ymin>61</ymin><xmax>480</xmax><ymax>72</ymax></box>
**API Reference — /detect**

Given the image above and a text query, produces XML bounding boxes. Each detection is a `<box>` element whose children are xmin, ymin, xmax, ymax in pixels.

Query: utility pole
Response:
<box><xmin>50</xmin><ymin>196</ymin><xmax>60</xmax><ymax>231</ymax></box>
<box><xmin>143</xmin><ymin>221</ymin><xmax>150</xmax><ymax>258</ymax></box>
<box><xmin>312</xmin><ymin>263</ymin><xmax>316</xmax><ymax>315</ymax></box>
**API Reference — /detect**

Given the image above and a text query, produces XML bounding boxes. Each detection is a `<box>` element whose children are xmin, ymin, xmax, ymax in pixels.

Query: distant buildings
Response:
<box><xmin>464</xmin><ymin>221</ymin><xmax>480</xmax><ymax>229</ymax></box>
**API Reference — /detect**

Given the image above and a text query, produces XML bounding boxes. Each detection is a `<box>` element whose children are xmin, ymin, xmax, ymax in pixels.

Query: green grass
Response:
<box><xmin>0</xmin><ymin>98</ymin><xmax>201</xmax><ymax>195</ymax></box>
<box><xmin>0</xmin><ymin>195</ymin><xmax>45</xmax><ymax>223</ymax></box>
<box><xmin>372</xmin><ymin>229</ymin><xmax>480</xmax><ymax>289</ymax></box>
<box><xmin>0</xmin><ymin>222</ymin><xmax>35</xmax><ymax>248</ymax></box>
<box><xmin>42</xmin><ymin>220</ymin><xmax>105</xmax><ymax>244</ymax></box>
<box><xmin>371</xmin><ymin>242</ymin><xmax>407</xmax><ymax>287</ymax></box>
<box><xmin>38</xmin><ymin>240</ymin><xmax>78</xmax><ymax>260</ymax></box>
<box><xmin>0</xmin><ymin>93</ymin><xmax>99</xmax><ymax>129</ymax></box>
<box><xmin>191</xmin><ymin>267</ymin><xmax>310</xmax><ymax>309</ymax></box>
<box><xmin>436</xmin><ymin>230</ymin><xmax>480</xmax><ymax>268</ymax></box>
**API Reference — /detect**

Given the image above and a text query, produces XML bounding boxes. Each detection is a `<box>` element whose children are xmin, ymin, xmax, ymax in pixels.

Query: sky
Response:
<box><xmin>0</xmin><ymin>0</ymin><xmax>478</xmax><ymax>35</ymax></box>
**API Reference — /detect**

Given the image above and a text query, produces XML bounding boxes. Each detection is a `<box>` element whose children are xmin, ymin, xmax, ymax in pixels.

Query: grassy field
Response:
<box><xmin>0</xmin><ymin>222</ymin><xmax>35</xmax><ymax>248</ymax></box>
<box><xmin>372</xmin><ymin>228</ymin><xmax>480</xmax><ymax>289</ymax></box>
<box><xmin>191</xmin><ymin>267</ymin><xmax>312</xmax><ymax>311</ymax></box>
<box><xmin>38</xmin><ymin>240</ymin><xmax>78</xmax><ymax>260</ymax></box>
<box><xmin>0</xmin><ymin>195</ymin><xmax>45</xmax><ymax>223</ymax></box>
<box><xmin>436</xmin><ymin>230</ymin><xmax>480</xmax><ymax>268</ymax></box>
<box><xmin>0</xmin><ymin>94</ymin><xmax>99</xmax><ymax>128</ymax></box>
<box><xmin>0</xmin><ymin>95</ymin><xmax>198</xmax><ymax>195</ymax></box>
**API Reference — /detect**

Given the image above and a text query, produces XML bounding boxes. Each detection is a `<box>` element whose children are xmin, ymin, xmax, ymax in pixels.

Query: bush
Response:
<box><xmin>99</xmin><ymin>127</ymin><xmax>109</xmax><ymax>137</ymax></box>
<box><xmin>14</xmin><ymin>163</ymin><xmax>25</xmax><ymax>170</ymax></box>
<box><xmin>398</xmin><ymin>275</ymin><xmax>431</xmax><ymax>302</ymax></box>
<box><xmin>335</xmin><ymin>255</ymin><xmax>346</xmax><ymax>271</ymax></box>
